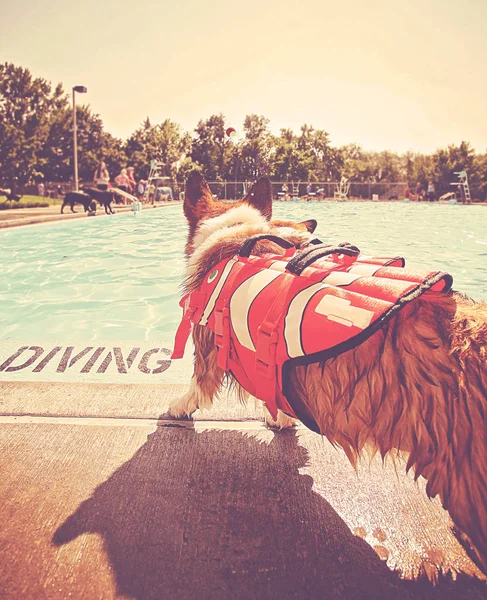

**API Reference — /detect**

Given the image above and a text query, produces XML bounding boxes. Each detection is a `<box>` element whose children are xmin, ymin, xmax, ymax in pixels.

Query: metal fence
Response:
<box><xmin>206</xmin><ymin>181</ymin><xmax>408</xmax><ymax>201</ymax></box>
<box><xmin>8</xmin><ymin>179</ymin><xmax>408</xmax><ymax>202</ymax></box>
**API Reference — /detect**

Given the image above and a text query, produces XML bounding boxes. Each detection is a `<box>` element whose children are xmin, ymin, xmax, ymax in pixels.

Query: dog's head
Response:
<box><xmin>182</xmin><ymin>171</ymin><xmax>318</xmax><ymax>288</ymax></box>
<box><xmin>183</xmin><ymin>171</ymin><xmax>317</xmax><ymax>254</ymax></box>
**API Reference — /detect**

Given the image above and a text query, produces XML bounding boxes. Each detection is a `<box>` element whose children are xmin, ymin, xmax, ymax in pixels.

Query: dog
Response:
<box><xmin>60</xmin><ymin>191</ymin><xmax>93</xmax><ymax>214</ymax></box>
<box><xmin>169</xmin><ymin>171</ymin><xmax>487</xmax><ymax>575</ymax></box>
<box><xmin>81</xmin><ymin>187</ymin><xmax>116</xmax><ymax>214</ymax></box>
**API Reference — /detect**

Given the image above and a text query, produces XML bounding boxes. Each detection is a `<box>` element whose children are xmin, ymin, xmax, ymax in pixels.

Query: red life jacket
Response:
<box><xmin>172</xmin><ymin>236</ymin><xmax>453</xmax><ymax>433</ymax></box>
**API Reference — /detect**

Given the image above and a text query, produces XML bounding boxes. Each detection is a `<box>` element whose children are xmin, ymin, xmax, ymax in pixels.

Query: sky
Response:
<box><xmin>1</xmin><ymin>0</ymin><xmax>487</xmax><ymax>153</ymax></box>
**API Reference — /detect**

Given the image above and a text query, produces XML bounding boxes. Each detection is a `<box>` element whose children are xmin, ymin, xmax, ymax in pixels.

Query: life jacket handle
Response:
<box><xmin>238</xmin><ymin>234</ymin><xmax>296</xmax><ymax>258</ymax></box>
<box><xmin>303</xmin><ymin>237</ymin><xmax>324</xmax><ymax>246</ymax></box>
<box><xmin>286</xmin><ymin>242</ymin><xmax>360</xmax><ymax>275</ymax></box>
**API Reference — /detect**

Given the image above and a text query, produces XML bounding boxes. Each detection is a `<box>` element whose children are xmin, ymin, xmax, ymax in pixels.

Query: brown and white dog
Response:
<box><xmin>169</xmin><ymin>171</ymin><xmax>487</xmax><ymax>574</ymax></box>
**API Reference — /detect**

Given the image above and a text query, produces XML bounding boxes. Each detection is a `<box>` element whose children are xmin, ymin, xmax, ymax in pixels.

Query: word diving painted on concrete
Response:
<box><xmin>0</xmin><ymin>342</ymin><xmax>194</xmax><ymax>384</ymax></box>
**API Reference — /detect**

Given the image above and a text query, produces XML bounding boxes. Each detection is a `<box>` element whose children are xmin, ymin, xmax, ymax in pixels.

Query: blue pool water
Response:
<box><xmin>1</xmin><ymin>203</ymin><xmax>486</xmax><ymax>343</ymax></box>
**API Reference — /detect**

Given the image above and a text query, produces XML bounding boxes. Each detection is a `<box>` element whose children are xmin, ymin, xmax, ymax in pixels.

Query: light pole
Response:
<box><xmin>72</xmin><ymin>85</ymin><xmax>87</xmax><ymax>191</ymax></box>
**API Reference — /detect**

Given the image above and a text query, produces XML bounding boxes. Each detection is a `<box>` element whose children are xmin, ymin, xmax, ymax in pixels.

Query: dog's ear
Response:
<box><xmin>300</xmin><ymin>219</ymin><xmax>317</xmax><ymax>233</ymax></box>
<box><xmin>184</xmin><ymin>170</ymin><xmax>214</xmax><ymax>222</ymax></box>
<box><xmin>243</xmin><ymin>177</ymin><xmax>272</xmax><ymax>219</ymax></box>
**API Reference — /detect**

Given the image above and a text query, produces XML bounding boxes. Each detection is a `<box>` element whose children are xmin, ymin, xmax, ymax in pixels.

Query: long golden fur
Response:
<box><xmin>170</xmin><ymin>171</ymin><xmax>487</xmax><ymax>575</ymax></box>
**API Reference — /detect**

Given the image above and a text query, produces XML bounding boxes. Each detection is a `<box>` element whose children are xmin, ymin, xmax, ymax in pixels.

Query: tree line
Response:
<box><xmin>1</xmin><ymin>63</ymin><xmax>486</xmax><ymax>199</ymax></box>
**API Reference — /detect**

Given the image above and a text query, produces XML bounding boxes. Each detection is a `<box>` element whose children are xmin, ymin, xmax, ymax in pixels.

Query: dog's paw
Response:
<box><xmin>168</xmin><ymin>394</ymin><xmax>199</xmax><ymax>418</ymax></box>
<box><xmin>265</xmin><ymin>409</ymin><xmax>298</xmax><ymax>430</ymax></box>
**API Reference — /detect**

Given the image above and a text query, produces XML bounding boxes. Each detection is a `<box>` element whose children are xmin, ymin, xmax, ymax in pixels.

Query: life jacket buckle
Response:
<box><xmin>255</xmin><ymin>327</ymin><xmax>278</xmax><ymax>378</ymax></box>
<box><xmin>255</xmin><ymin>327</ymin><xmax>279</xmax><ymax>412</ymax></box>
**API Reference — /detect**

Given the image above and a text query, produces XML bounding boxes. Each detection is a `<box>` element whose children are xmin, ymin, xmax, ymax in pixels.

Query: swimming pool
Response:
<box><xmin>2</xmin><ymin>202</ymin><xmax>487</xmax><ymax>344</ymax></box>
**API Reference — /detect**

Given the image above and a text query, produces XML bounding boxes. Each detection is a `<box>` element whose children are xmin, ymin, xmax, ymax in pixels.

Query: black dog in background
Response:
<box><xmin>81</xmin><ymin>187</ymin><xmax>116</xmax><ymax>214</ymax></box>
<box><xmin>61</xmin><ymin>188</ymin><xmax>116</xmax><ymax>215</ymax></box>
<box><xmin>61</xmin><ymin>191</ymin><xmax>93</xmax><ymax>214</ymax></box>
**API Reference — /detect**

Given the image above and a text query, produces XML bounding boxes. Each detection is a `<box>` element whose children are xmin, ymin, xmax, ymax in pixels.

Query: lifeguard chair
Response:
<box><xmin>450</xmin><ymin>170</ymin><xmax>471</xmax><ymax>203</ymax></box>
<box><xmin>334</xmin><ymin>177</ymin><xmax>350</xmax><ymax>201</ymax></box>
<box><xmin>142</xmin><ymin>160</ymin><xmax>163</xmax><ymax>203</ymax></box>
<box><xmin>291</xmin><ymin>180</ymin><xmax>301</xmax><ymax>199</ymax></box>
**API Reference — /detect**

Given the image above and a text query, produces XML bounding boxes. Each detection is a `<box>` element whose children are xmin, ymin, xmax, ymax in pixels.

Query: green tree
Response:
<box><xmin>0</xmin><ymin>64</ymin><xmax>127</xmax><ymax>186</ymax></box>
<box><xmin>269</xmin><ymin>129</ymin><xmax>299</xmax><ymax>181</ymax></box>
<box><xmin>125</xmin><ymin>118</ymin><xmax>190</xmax><ymax>181</ymax></box>
<box><xmin>3</xmin><ymin>61</ymin><xmax>486</xmax><ymax>201</ymax></box>
<box><xmin>35</xmin><ymin>84</ymin><xmax>72</xmax><ymax>182</ymax></box>
<box><xmin>190</xmin><ymin>114</ymin><xmax>233</xmax><ymax>181</ymax></box>
<box><xmin>473</xmin><ymin>151</ymin><xmax>487</xmax><ymax>200</ymax></box>
<box><xmin>269</xmin><ymin>126</ymin><xmax>342</xmax><ymax>183</ymax></box>
<box><xmin>71</xmin><ymin>106</ymin><xmax>127</xmax><ymax>183</ymax></box>
<box><xmin>239</xmin><ymin>115</ymin><xmax>272</xmax><ymax>180</ymax></box>
<box><xmin>298</xmin><ymin>126</ymin><xmax>342</xmax><ymax>181</ymax></box>
<box><xmin>427</xmin><ymin>142</ymin><xmax>475</xmax><ymax>196</ymax></box>
<box><xmin>0</xmin><ymin>63</ymin><xmax>53</xmax><ymax>186</ymax></box>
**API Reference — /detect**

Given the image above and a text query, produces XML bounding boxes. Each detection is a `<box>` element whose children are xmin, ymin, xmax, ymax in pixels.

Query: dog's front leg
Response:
<box><xmin>168</xmin><ymin>325</ymin><xmax>224</xmax><ymax>418</ymax></box>
<box><xmin>265</xmin><ymin>409</ymin><xmax>298</xmax><ymax>430</ymax></box>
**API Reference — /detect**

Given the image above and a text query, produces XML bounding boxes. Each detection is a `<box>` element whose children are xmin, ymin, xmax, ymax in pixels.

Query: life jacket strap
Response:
<box><xmin>212</xmin><ymin>260</ymin><xmax>247</xmax><ymax>371</ymax></box>
<box><xmin>238</xmin><ymin>234</ymin><xmax>296</xmax><ymax>258</ymax></box>
<box><xmin>214</xmin><ymin>301</ymin><xmax>231</xmax><ymax>370</ymax></box>
<box><xmin>286</xmin><ymin>243</ymin><xmax>360</xmax><ymax>275</ymax></box>
<box><xmin>171</xmin><ymin>292</ymin><xmax>206</xmax><ymax>359</ymax></box>
<box><xmin>171</xmin><ymin>317</ymin><xmax>193</xmax><ymax>359</ymax></box>
<box><xmin>254</xmin><ymin>274</ymin><xmax>296</xmax><ymax>418</ymax></box>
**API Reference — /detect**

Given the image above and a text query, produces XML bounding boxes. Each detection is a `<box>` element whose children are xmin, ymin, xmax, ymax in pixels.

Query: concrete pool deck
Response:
<box><xmin>0</xmin><ymin>201</ymin><xmax>181</xmax><ymax>229</ymax></box>
<box><xmin>1</xmin><ymin>377</ymin><xmax>487</xmax><ymax>599</ymax></box>
<box><xmin>2</xmin><ymin>199</ymin><xmax>485</xmax><ymax>230</ymax></box>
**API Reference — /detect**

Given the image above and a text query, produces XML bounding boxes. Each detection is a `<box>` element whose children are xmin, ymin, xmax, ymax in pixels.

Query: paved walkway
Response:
<box><xmin>0</xmin><ymin>377</ymin><xmax>486</xmax><ymax>599</ymax></box>
<box><xmin>2</xmin><ymin>199</ymin><xmax>485</xmax><ymax>230</ymax></box>
<box><xmin>0</xmin><ymin>201</ymin><xmax>180</xmax><ymax>229</ymax></box>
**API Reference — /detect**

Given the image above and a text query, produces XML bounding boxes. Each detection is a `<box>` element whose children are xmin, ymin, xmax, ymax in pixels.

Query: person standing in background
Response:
<box><xmin>415</xmin><ymin>182</ymin><xmax>423</xmax><ymax>201</ymax></box>
<box><xmin>114</xmin><ymin>168</ymin><xmax>131</xmax><ymax>205</ymax></box>
<box><xmin>127</xmin><ymin>167</ymin><xmax>136</xmax><ymax>195</ymax></box>
<box><xmin>148</xmin><ymin>182</ymin><xmax>156</xmax><ymax>205</ymax></box>
<box><xmin>427</xmin><ymin>180</ymin><xmax>436</xmax><ymax>201</ymax></box>
<box><xmin>93</xmin><ymin>161</ymin><xmax>110</xmax><ymax>190</ymax></box>
<box><xmin>137</xmin><ymin>179</ymin><xmax>146</xmax><ymax>200</ymax></box>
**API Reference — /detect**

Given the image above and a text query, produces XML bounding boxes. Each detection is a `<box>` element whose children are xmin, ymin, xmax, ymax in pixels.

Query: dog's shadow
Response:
<box><xmin>52</xmin><ymin>425</ymin><xmax>484</xmax><ymax>600</ymax></box>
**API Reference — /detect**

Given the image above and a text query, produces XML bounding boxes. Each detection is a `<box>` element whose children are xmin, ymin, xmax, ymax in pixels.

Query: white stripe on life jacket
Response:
<box><xmin>315</xmin><ymin>295</ymin><xmax>375</xmax><ymax>329</ymax></box>
<box><xmin>229</xmin><ymin>269</ymin><xmax>283</xmax><ymax>351</ymax></box>
<box><xmin>267</xmin><ymin>261</ymin><xmax>287</xmax><ymax>272</ymax></box>
<box><xmin>284</xmin><ymin>283</ymin><xmax>327</xmax><ymax>358</ymax></box>
<box><xmin>348</xmin><ymin>264</ymin><xmax>381</xmax><ymax>276</ymax></box>
<box><xmin>199</xmin><ymin>257</ymin><xmax>238</xmax><ymax>326</ymax></box>
<box><xmin>321</xmin><ymin>271</ymin><xmax>363</xmax><ymax>286</ymax></box>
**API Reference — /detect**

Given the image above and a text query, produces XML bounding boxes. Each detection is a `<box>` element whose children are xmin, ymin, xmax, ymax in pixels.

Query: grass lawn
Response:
<box><xmin>0</xmin><ymin>195</ymin><xmax>63</xmax><ymax>210</ymax></box>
